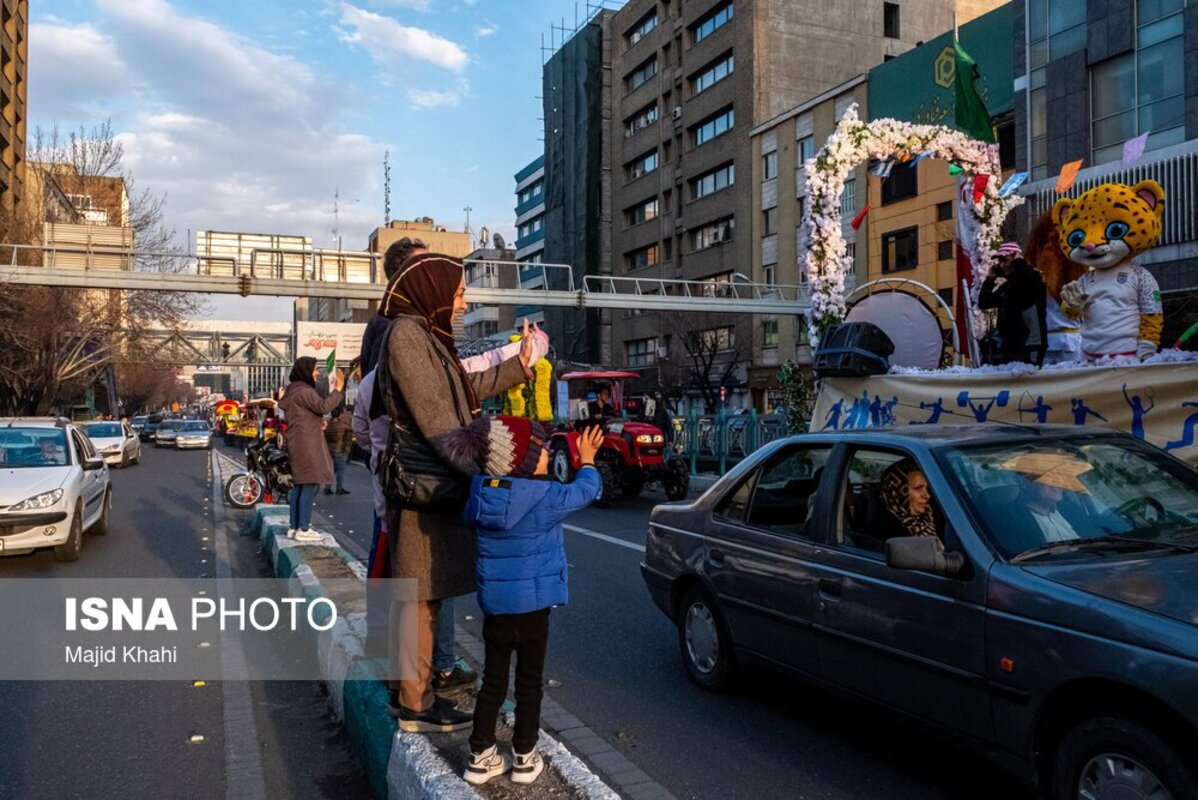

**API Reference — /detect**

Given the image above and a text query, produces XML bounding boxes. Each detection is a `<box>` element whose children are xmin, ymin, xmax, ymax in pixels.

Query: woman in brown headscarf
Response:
<box><xmin>879</xmin><ymin>458</ymin><xmax>938</xmax><ymax>539</ymax></box>
<box><xmin>376</xmin><ymin>252</ymin><xmax>541</xmax><ymax>731</ymax></box>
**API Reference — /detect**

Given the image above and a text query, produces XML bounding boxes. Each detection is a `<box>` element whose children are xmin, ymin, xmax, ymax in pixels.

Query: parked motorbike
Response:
<box><xmin>224</xmin><ymin>439</ymin><xmax>293</xmax><ymax>509</ymax></box>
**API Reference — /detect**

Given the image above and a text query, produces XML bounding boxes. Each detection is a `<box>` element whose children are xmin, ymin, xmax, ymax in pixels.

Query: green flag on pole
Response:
<box><xmin>325</xmin><ymin>349</ymin><xmax>337</xmax><ymax>375</ymax></box>
<box><xmin>953</xmin><ymin>39</ymin><xmax>995</xmax><ymax>143</ymax></box>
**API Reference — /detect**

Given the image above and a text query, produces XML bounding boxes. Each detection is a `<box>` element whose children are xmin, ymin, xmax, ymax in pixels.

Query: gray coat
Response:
<box><xmin>278</xmin><ymin>382</ymin><xmax>344</xmax><ymax>485</ymax></box>
<box><xmin>383</xmin><ymin>315</ymin><xmax>527</xmax><ymax>601</ymax></box>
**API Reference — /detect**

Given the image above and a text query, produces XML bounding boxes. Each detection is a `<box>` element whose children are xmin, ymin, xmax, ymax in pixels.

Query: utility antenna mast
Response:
<box><xmin>333</xmin><ymin>186</ymin><xmax>341</xmax><ymax>249</ymax></box>
<box><xmin>383</xmin><ymin>150</ymin><xmax>392</xmax><ymax>226</ymax></box>
<box><xmin>463</xmin><ymin>203</ymin><xmax>473</xmax><ymax>240</ymax></box>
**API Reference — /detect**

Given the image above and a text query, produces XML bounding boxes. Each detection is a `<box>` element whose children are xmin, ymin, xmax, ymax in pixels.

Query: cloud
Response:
<box><xmin>367</xmin><ymin>0</ymin><xmax>430</xmax><ymax>8</ymax></box>
<box><xmin>407</xmin><ymin>81</ymin><xmax>468</xmax><ymax>108</ymax></box>
<box><xmin>474</xmin><ymin>25</ymin><xmax>496</xmax><ymax>38</ymax></box>
<box><xmin>28</xmin><ymin>21</ymin><xmax>130</xmax><ymax>121</ymax></box>
<box><xmin>336</xmin><ymin>3</ymin><xmax>468</xmax><ymax>72</ymax></box>
<box><xmin>31</xmin><ymin>0</ymin><xmax>388</xmax><ymax>290</ymax></box>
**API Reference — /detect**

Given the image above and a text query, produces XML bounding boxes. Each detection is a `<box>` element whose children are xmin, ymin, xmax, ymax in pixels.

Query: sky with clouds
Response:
<box><xmin>32</xmin><ymin>0</ymin><xmax>619</xmax><ymax>320</ymax></box>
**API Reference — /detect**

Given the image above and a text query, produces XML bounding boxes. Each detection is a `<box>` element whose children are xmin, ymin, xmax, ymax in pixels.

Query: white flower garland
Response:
<box><xmin>800</xmin><ymin>104</ymin><xmax>1023</xmax><ymax>344</ymax></box>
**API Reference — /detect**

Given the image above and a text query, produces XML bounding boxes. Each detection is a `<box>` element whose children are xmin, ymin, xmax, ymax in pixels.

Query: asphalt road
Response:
<box><xmin>0</xmin><ymin>446</ymin><xmax>370</xmax><ymax>799</ymax></box>
<box><xmin>265</xmin><ymin>444</ymin><xmax>1033</xmax><ymax>800</ymax></box>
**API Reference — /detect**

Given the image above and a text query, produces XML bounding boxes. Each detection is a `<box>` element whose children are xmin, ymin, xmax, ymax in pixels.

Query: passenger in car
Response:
<box><xmin>879</xmin><ymin>459</ymin><xmax>939</xmax><ymax>539</ymax></box>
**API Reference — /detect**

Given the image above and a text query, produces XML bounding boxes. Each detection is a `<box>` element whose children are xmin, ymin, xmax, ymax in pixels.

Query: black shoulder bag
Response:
<box><xmin>373</xmin><ymin>320</ymin><xmax>469</xmax><ymax>512</ymax></box>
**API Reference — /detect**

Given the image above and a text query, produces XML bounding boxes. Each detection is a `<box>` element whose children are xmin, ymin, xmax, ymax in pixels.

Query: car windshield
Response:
<box><xmin>0</xmin><ymin>428</ymin><xmax>70</xmax><ymax>468</ymax></box>
<box><xmin>86</xmin><ymin>423</ymin><xmax>124</xmax><ymax>438</ymax></box>
<box><xmin>157</xmin><ymin>421</ymin><xmax>180</xmax><ymax>432</ymax></box>
<box><xmin>939</xmin><ymin>435</ymin><xmax>1198</xmax><ymax>561</ymax></box>
<box><xmin>180</xmin><ymin>422</ymin><xmax>208</xmax><ymax>432</ymax></box>
<box><xmin>132</xmin><ymin>416</ymin><xmax>147</xmax><ymax>424</ymax></box>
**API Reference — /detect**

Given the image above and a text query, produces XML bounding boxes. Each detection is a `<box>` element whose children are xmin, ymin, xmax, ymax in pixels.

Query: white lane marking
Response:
<box><xmin>563</xmin><ymin>524</ymin><xmax>645</xmax><ymax>553</ymax></box>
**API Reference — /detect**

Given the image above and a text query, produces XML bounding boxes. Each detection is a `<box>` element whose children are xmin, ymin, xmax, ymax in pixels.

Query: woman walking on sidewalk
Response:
<box><xmin>279</xmin><ymin>356</ymin><xmax>345</xmax><ymax>542</ymax></box>
<box><xmin>375</xmin><ymin>252</ymin><xmax>542</xmax><ymax>732</ymax></box>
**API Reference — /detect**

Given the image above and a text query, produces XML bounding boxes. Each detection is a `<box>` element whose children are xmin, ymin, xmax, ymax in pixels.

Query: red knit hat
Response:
<box><xmin>437</xmin><ymin>415</ymin><xmax>547</xmax><ymax>478</ymax></box>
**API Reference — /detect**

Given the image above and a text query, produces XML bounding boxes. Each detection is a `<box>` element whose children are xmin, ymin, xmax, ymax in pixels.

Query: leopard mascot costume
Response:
<box><xmin>1053</xmin><ymin>180</ymin><xmax>1166</xmax><ymax>361</ymax></box>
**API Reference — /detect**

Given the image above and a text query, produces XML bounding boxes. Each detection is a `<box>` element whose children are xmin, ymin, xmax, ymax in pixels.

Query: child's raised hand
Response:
<box><xmin>577</xmin><ymin>425</ymin><xmax>604</xmax><ymax>466</ymax></box>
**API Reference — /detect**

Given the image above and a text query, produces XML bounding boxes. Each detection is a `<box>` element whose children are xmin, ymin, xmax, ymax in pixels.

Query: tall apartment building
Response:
<box><xmin>0</xmin><ymin>0</ymin><xmax>27</xmax><ymax>210</ymax></box>
<box><xmin>513</xmin><ymin>155</ymin><xmax>547</xmax><ymax>325</ymax></box>
<box><xmin>540</xmin><ymin>10</ymin><xmax>614</xmax><ymax>364</ymax></box>
<box><xmin>1013</xmin><ymin>0</ymin><xmax>1198</xmax><ymax>334</ymax></box>
<box><xmin>608</xmin><ymin>0</ymin><xmax>1006</xmax><ymax>410</ymax></box>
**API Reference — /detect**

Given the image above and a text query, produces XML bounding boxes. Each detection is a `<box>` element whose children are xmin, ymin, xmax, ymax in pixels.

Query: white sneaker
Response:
<box><xmin>464</xmin><ymin>745</ymin><xmax>510</xmax><ymax>786</ymax></box>
<box><xmin>510</xmin><ymin>747</ymin><xmax>544</xmax><ymax>785</ymax></box>
<box><xmin>293</xmin><ymin>528</ymin><xmax>323</xmax><ymax>543</ymax></box>
<box><xmin>285</xmin><ymin>528</ymin><xmax>297</xmax><ymax>539</ymax></box>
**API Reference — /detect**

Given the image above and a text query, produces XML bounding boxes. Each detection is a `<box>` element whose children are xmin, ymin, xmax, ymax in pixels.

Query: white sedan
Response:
<box><xmin>0</xmin><ymin>418</ymin><xmax>112</xmax><ymax>561</ymax></box>
<box><xmin>84</xmin><ymin>420</ymin><xmax>141</xmax><ymax>467</ymax></box>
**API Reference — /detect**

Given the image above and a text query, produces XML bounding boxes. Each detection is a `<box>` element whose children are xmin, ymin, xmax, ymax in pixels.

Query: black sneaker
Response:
<box><xmin>394</xmin><ymin>696</ymin><xmax>472</xmax><ymax>733</ymax></box>
<box><xmin>336</xmin><ymin>488</ymin><xmax>350</xmax><ymax>495</ymax></box>
<box><xmin>389</xmin><ymin>688</ymin><xmax>458</xmax><ymax>713</ymax></box>
<box><xmin>433</xmin><ymin>664</ymin><xmax>478</xmax><ymax>695</ymax></box>
<box><xmin>323</xmin><ymin>488</ymin><xmax>334</xmax><ymax>495</ymax></box>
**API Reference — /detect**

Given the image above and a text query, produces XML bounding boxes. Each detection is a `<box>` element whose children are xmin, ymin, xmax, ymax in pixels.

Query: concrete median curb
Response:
<box><xmin>245</xmin><ymin>504</ymin><xmax>619</xmax><ymax>800</ymax></box>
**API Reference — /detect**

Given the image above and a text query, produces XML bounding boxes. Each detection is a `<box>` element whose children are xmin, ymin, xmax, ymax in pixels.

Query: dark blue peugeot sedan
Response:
<box><xmin>641</xmin><ymin>426</ymin><xmax>1198</xmax><ymax>800</ymax></box>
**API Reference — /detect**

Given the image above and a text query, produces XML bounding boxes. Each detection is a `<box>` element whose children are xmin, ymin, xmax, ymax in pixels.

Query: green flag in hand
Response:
<box><xmin>325</xmin><ymin>349</ymin><xmax>337</xmax><ymax>375</ymax></box>
<box><xmin>953</xmin><ymin>39</ymin><xmax>995</xmax><ymax>143</ymax></box>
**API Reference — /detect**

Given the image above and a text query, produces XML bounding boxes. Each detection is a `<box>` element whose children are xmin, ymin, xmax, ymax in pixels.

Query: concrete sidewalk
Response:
<box><xmin>243</xmin><ymin>501</ymin><xmax>620</xmax><ymax>800</ymax></box>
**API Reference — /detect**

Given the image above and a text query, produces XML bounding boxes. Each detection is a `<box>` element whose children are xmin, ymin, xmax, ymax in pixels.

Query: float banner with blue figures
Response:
<box><xmin>810</xmin><ymin>362</ymin><xmax>1198</xmax><ymax>466</ymax></box>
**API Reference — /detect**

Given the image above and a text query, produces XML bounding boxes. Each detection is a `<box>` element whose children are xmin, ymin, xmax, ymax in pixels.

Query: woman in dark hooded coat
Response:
<box><xmin>375</xmin><ymin>252</ymin><xmax>540</xmax><ymax>730</ymax></box>
<box><xmin>278</xmin><ymin>356</ymin><xmax>345</xmax><ymax>540</ymax></box>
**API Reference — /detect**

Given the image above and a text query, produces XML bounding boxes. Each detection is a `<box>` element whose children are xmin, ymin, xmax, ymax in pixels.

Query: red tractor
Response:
<box><xmin>548</xmin><ymin>371</ymin><xmax>690</xmax><ymax>506</ymax></box>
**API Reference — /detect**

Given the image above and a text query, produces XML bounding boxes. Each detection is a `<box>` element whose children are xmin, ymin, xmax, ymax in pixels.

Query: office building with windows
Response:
<box><xmin>608</xmin><ymin>0</ymin><xmax>1006</xmax><ymax>410</ymax></box>
<box><xmin>1014</xmin><ymin>0</ymin><xmax>1198</xmax><ymax>327</ymax></box>
<box><xmin>865</xmin><ymin>5</ymin><xmax>1015</xmax><ymax>311</ymax></box>
<box><xmin>0</xmin><ymin>0</ymin><xmax>26</xmax><ymax>211</ymax></box>
<box><xmin>513</xmin><ymin>155</ymin><xmax>547</xmax><ymax>326</ymax></box>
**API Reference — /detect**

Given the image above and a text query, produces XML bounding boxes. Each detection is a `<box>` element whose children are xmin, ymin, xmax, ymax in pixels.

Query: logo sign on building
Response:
<box><xmin>296</xmin><ymin>322</ymin><xmax>365</xmax><ymax>364</ymax></box>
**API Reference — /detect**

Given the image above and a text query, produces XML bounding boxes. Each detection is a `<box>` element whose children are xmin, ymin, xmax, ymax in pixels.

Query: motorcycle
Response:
<box><xmin>224</xmin><ymin>438</ymin><xmax>293</xmax><ymax>509</ymax></box>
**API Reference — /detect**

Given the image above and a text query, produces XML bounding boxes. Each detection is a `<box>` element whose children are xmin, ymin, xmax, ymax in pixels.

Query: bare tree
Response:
<box><xmin>0</xmin><ymin>121</ymin><xmax>204</xmax><ymax>414</ymax></box>
<box><xmin>658</xmin><ymin>311</ymin><xmax>748</xmax><ymax>414</ymax></box>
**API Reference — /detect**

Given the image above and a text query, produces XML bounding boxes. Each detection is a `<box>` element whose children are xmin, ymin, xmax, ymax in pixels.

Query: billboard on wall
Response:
<box><xmin>295</xmin><ymin>322</ymin><xmax>364</xmax><ymax>363</ymax></box>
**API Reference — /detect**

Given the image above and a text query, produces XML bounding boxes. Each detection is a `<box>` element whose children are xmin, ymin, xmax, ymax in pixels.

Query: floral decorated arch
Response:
<box><xmin>800</xmin><ymin>104</ymin><xmax>1023</xmax><ymax>344</ymax></box>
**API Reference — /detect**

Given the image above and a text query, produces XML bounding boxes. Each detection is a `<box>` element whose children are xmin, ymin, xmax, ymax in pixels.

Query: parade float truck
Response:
<box><xmin>800</xmin><ymin>106</ymin><xmax>1198</xmax><ymax>468</ymax></box>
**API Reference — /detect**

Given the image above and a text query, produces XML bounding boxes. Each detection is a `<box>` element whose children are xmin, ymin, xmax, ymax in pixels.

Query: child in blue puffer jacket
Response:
<box><xmin>439</xmin><ymin>416</ymin><xmax>604</xmax><ymax>786</ymax></box>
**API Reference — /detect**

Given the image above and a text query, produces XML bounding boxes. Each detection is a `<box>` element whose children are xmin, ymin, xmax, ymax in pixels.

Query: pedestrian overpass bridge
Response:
<box><xmin>0</xmin><ymin>243</ymin><xmax>811</xmax><ymax>316</ymax></box>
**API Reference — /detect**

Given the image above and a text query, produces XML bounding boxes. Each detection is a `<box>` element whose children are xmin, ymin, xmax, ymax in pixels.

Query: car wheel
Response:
<box><xmin>593</xmin><ymin>461</ymin><xmax>617</xmax><ymax>508</ymax></box>
<box><xmin>676</xmin><ymin>585</ymin><xmax>734</xmax><ymax>691</ymax></box>
<box><xmin>54</xmin><ymin>506</ymin><xmax>83</xmax><ymax>562</ymax></box>
<box><xmin>131</xmin><ymin>451</ymin><xmax>140</xmax><ymax>465</ymax></box>
<box><xmin>91</xmin><ymin>489</ymin><xmax>112</xmax><ymax>536</ymax></box>
<box><xmin>119</xmin><ymin>452</ymin><xmax>128</xmax><ymax>469</ymax></box>
<box><xmin>551</xmin><ymin>446</ymin><xmax>574</xmax><ymax>484</ymax></box>
<box><xmin>1051</xmin><ymin>716</ymin><xmax>1198</xmax><ymax>800</ymax></box>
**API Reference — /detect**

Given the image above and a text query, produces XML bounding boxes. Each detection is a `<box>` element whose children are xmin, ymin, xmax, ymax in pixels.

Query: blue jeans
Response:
<box><xmin>331</xmin><ymin>453</ymin><xmax>347</xmax><ymax>492</ymax></box>
<box><xmin>434</xmin><ymin>597</ymin><xmax>456</xmax><ymax>674</ymax></box>
<box><xmin>288</xmin><ymin>483</ymin><xmax>318</xmax><ymax>530</ymax></box>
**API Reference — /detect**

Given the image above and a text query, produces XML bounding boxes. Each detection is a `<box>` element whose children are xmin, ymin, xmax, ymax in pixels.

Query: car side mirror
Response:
<box><xmin>82</xmin><ymin>456</ymin><xmax>105</xmax><ymax>471</ymax></box>
<box><xmin>885</xmin><ymin>536</ymin><xmax>965</xmax><ymax>576</ymax></box>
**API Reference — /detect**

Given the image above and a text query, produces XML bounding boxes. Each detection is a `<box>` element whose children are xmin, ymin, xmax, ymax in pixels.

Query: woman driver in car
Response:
<box><xmin>879</xmin><ymin>459</ymin><xmax>938</xmax><ymax>539</ymax></box>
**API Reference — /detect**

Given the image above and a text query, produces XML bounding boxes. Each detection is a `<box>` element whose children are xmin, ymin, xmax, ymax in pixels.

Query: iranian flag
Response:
<box><xmin>955</xmin><ymin>178</ymin><xmax>981</xmax><ymax>364</ymax></box>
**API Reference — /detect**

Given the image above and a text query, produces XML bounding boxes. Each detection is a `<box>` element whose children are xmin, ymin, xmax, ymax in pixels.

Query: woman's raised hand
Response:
<box><xmin>518</xmin><ymin>318</ymin><xmax>544</xmax><ymax>377</ymax></box>
<box><xmin>333</xmin><ymin>368</ymin><xmax>346</xmax><ymax>391</ymax></box>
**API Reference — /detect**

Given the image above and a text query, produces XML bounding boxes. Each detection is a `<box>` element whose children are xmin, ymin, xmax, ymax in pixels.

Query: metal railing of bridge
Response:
<box><xmin>0</xmin><ymin>245</ymin><xmax>812</xmax><ymax>315</ymax></box>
